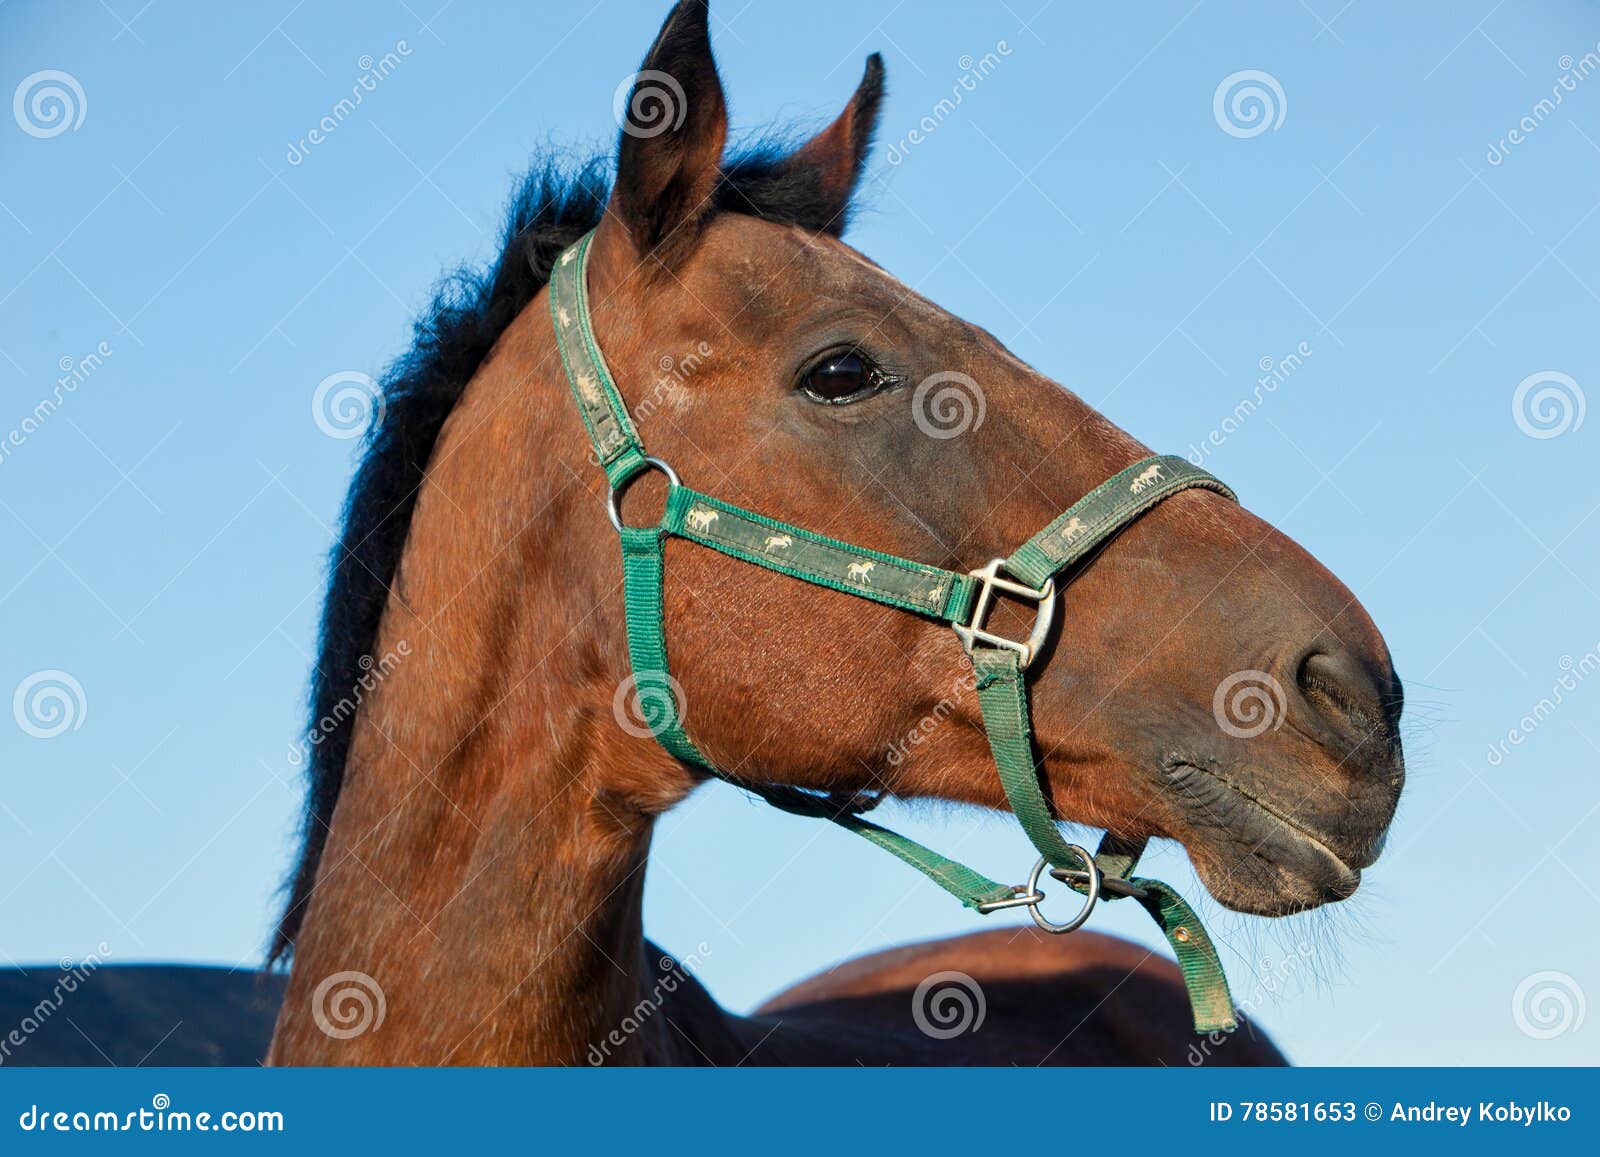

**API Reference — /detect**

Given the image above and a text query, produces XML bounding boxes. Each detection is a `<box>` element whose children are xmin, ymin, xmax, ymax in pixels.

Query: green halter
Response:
<box><xmin>550</xmin><ymin>231</ymin><xmax>1240</xmax><ymax>1034</ymax></box>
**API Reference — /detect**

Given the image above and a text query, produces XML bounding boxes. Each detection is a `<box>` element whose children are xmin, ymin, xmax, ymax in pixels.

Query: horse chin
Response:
<box><xmin>1163</xmin><ymin>760</ymin><xmax>1380</xmax><ymax>918</ymax></box>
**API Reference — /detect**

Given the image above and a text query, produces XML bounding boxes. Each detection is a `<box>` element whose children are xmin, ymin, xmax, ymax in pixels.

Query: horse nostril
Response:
<box><xmin>1295</xmin><ymin>648</ymin><xmax>1396</xmax><ymax>743</ymax></box>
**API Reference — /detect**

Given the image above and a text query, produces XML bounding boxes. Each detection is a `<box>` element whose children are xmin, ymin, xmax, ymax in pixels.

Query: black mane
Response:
<box><xmin>273</xmin><ymin>147</ymin><xmax>866</xmax><ymax>962</ymax></box>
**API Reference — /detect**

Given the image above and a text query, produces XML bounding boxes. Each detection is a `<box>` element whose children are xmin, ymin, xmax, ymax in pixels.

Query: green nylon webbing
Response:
<box><xmin>972</xmin><ymin>649</ymin><xmax>1236</xmax><ymax>1032</ymax></box>
<box><xmin>1007</xmin><ymin>455</ymin><xmax>1237</xmax><ymax>589</ymax></box>
<box><xmin>663</xmin><ymin>486</ymin><xmax>977</xmax><ymax>624</ymax></box>
<box><xmin>551</xmin><ymin>228</ymin><xmax>1239</xmax><ymax>1035</ymax></box>
<box><xmin>619</xmin><ymin>525</ymin><xmax>1014</xmax><ymax>909</ymax></box>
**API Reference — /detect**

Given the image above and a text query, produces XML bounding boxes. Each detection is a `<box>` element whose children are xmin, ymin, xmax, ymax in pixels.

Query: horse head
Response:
<box><xmin>579</xmin><ymin>0</ymin><xmax>1404</xmax><ymax>919</ymax></box>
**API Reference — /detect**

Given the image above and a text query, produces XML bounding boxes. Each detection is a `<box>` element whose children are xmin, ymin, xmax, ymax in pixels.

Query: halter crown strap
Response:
<box><xmin>549</xmin><ymin>230</ymin><xmax>1239</xmax><ymax>1033</ymax></box>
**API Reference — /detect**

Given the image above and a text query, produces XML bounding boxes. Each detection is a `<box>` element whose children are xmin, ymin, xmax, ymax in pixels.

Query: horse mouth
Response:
<box><xmin>1163</xmin><ymin>760</ymin><xmax>1385</xmax><ymax>917</ymax></box>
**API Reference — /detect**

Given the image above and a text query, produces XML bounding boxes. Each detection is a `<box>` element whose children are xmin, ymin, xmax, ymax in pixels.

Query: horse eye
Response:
<box><xmin>801</xmin><ymin>351</ymin><xmax>874</xmax><ymax>404</ymax></box>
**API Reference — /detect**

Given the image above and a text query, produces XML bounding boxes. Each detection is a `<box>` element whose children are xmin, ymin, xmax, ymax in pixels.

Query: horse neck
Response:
<box><xmin>270</xmin><ymin>303</ymin><xmax>711</xmax><ymax>1065</ymax></box>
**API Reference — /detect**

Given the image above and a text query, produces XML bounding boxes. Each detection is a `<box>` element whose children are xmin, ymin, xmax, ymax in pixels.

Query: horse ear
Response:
<box><xmin>768</xmin><ymin>54</ymin><xmax>885</xmax><ymax>236</ymax></box>
<box><xmin>604</xmin><ymin>0</ymin><xmax>728</xmax><ymax>264</ymax></box>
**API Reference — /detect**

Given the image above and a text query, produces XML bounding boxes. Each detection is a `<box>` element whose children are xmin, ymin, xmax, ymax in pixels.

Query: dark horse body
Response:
<box><xmin>11</xmin><ymin>1</ymin><xmax>1399</xmax><ymax>1067</ymax></box>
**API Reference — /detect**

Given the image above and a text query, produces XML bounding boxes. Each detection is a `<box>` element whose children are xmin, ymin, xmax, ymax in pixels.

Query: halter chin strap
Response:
<box><xmin>550</xmin><ymin>231</ymin><xmax>1239</xmax><ymax>1033</ymax></box>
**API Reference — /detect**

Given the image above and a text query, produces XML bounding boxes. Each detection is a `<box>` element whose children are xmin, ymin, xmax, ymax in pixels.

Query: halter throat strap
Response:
<box><xmin>549</xmin><ymin>230</ymin><xmax>1239</xmax><ymax>1034</ymax></box>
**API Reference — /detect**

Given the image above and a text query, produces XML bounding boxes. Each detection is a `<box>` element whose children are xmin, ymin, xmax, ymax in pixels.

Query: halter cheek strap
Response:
<box><xmin>550</xmin><ymin>231</ymin><xmax>1238</xmax><ymax>1034</ymax></box>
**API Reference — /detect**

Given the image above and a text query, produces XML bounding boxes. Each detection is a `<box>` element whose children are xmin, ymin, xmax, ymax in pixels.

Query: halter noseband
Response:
<box><xmin>550</xmin><ymin>232</ymin><xmax>1238</xmax><ymax>1033</ymax></box>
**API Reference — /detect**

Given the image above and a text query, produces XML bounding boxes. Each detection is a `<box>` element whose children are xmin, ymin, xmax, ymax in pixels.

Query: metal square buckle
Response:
<box><xmin>951</xmin><ymin>558</ymin><xmax>1057</xmax><ymax>670</ymax></box>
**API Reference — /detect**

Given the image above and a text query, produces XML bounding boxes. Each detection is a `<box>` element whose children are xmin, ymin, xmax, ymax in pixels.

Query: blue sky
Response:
<box><xmin>2</xmin><ymin>1</ymin><xmax>1597</xmax><ymax>1065</ymax></box>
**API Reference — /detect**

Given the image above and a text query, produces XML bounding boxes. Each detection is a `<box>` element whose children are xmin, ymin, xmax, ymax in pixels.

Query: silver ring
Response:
<box><xmin>1024</xmin><ymin>847</ymin><xmax>1101</xmax><ymax>934</ymax></box>
<box><xmin>607</xmin><ymin>457</ymin><xmax>680</xmax><ymax>531</ymax></box>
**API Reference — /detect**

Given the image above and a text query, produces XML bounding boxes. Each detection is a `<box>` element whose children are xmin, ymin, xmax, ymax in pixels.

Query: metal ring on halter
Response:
<box><xmin>1024</xmin><ymin>847</ymin><xmax>1102</xmax><ymax>934</ymax></box>
<box><xmin>607</xmin><ymin>457</ymin><xmax>680</xmax><ymax>532</ymax></box>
